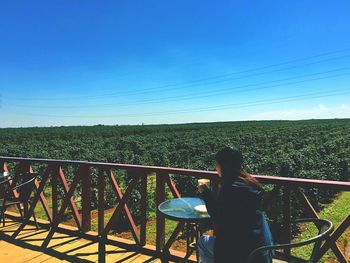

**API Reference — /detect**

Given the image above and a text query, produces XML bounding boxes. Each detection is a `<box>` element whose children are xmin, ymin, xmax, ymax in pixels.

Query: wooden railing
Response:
<box><xmin>0</xmin><ymin>156</ymin><xmax>349</xmax><ymax>262</ymax></box>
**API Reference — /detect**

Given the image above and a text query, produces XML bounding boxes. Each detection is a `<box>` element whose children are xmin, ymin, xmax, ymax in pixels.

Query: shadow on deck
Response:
<box><xmin>0</xmin><ymin>217</ymin><xmax>162</xmax><ymax>263</ymax></box>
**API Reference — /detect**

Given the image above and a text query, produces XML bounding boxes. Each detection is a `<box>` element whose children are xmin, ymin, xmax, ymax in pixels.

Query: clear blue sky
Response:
<box><xmin>1</xmin><ymin>1</ymin><xmax>350</xmax><ymax>127</ymax></box>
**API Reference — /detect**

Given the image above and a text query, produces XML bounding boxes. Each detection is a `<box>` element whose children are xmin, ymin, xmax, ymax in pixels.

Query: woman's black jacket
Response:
<box><xmin>200</xmin><ymin>178</ymin><xmax>273</xmax><ymax>263</ymax></box>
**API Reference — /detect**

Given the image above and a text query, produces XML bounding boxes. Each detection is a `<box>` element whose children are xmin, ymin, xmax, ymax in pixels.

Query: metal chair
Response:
<box><xmin>247</xmin><ymin>218</ymin><xmax>333</xmax><ymax>263</ymax></box>
<box><xmin>0</xmin><ymin>172</ymin><xmax>39</xmax><ymax>228</ymax></box>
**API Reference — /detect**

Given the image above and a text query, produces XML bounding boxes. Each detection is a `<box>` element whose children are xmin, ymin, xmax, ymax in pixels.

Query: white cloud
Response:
<box><xmin>247</xmin><ymin>104</ymin><xmax>350</xmax><ymax>120</ymax></box>
<box><xmin>340</xmin><ymin>104</ymin><xmax>350</xmax><ymax>111</ymax></box>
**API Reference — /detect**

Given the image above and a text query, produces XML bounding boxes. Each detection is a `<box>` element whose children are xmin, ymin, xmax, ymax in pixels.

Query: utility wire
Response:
<box><xmin>4</xmin><ymin>47</ymin><xmax>350</xmax><ymax>101</ymax></box>
<box><xmin>12</xmin><ymin>89</ymin><xmax>350</xmax><ymax>118</ymax></box>
<box><xmin>6</xmin><ymin>67</ymin><xmax>350</xmax><ymax>109</ymax></box>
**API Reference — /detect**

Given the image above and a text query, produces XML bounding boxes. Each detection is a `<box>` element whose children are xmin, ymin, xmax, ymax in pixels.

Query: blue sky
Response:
<box><xmin>1</xmin><ymin>1</ymin><xmax>350</xmax><ymax>127</ymax></box>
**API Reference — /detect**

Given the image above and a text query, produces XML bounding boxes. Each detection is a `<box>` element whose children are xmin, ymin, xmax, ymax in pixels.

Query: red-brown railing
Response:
<box><xmin>0</xmin><ymin>156</ymin><xmax>349</xmax><ymax>262</ymax></box>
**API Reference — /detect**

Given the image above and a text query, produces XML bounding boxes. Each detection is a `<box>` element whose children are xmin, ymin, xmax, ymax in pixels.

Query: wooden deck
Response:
<box><xmin>0</xmin><ymin>218</ymin><xmax>162</xmax><ymax>263</ymax></box>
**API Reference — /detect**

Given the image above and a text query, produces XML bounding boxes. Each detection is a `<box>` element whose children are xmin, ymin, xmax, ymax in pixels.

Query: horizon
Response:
<box><xmin>0</xmin><ymin>117</ymin><xmax>349</xmax><ymax>130</ymax></box>
<box><xmin>1</xmin><ymin>1</ymin><xmax>350</xmax><ymax>128</ymax></box>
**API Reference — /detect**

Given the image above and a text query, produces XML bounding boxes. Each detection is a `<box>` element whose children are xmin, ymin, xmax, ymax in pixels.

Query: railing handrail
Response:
<box><xmin>1</xmin><ymin>156</ymin><xmax>350</xmax><ymax>191</ymax></box>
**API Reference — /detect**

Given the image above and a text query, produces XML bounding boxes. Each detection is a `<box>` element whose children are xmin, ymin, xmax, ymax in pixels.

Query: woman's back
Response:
<box><xmin>202</xmin><ymin>178</ymin><xmax>272</xmax><ymax>262</ymax></box>
<box><xmin>198</xmin><ymin>146</ymin><xmax>273</xmax><ymax>263</ymax></box>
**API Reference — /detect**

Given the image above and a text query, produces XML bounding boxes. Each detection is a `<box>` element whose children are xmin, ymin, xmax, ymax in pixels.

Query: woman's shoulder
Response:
<box><xmin>232</xmin><ymin>177</ymin><xmax>247</xmax><ymax>187</ymax></box>
<box><xmin>231</xmin><ymin>178</ymin><xmax>262</xmax><ymax>196</ymax></box>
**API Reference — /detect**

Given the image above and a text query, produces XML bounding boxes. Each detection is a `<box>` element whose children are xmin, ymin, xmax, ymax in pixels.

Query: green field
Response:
<box><xmin>1</xmin><ymin>119</ymin><xmax>350</xmax><ymax>179</ymax></box>
<box><xmin>1</xmin><ymin>119</ymin><xmax>349</xmax><ymax>209</ymax></box>
<box><xmin>1</xmin><ymin>119</ymin><xmax>349</xmax><ymax>259</ymax></box>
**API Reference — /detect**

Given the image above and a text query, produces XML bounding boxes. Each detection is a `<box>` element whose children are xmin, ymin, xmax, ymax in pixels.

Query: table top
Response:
<box><xmin>158</xmin><ymin>197</ymin><xmax>210</xmax><ymax>222</ymax></box>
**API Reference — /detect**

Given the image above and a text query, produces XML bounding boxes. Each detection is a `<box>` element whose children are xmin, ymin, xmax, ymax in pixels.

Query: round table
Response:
<box><xmin>158</xmin><ymin>197</ymin><xmax>210</xmax><ymax>222</ymax></box>
<box><xmin>158</xmin><ymin>197</ymin><xmax>210</xmax><ymax>261</ymax></box>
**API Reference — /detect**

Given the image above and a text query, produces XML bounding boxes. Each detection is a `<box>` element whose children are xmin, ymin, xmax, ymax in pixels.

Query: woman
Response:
<box><xmin>198</xmin><ymin>146</ymin><xmax>273</xmax><ymax>263</ymax></box>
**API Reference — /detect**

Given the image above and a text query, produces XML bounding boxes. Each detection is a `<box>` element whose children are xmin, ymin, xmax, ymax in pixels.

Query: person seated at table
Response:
<box><xmin>197</xmin><ymin>146</ymin><xmax>273</xmax><ymax>263</ymax></box>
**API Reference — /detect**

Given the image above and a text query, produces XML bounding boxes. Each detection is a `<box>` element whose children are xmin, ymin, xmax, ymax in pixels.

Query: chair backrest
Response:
<box><xmin>17</xmin><ymin>173</ymin><xmax>37</xmax><ymax>203</ymax></box>
<box><xmin>308</xmin><ymin>219</ymin><xmax>334</xmax><ymax>262</ymax></box>
<box><xmin>247</xmin><ymin>218</ymin><xmax>333</xmax><ymax>263</ymax></box>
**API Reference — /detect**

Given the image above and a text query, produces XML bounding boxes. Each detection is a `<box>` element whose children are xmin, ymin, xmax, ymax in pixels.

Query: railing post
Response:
<box><xmin>81</xmin><ymin>165</ymin><xmax>91</xmax><ymax>232</ymax></box>
<box><xmin>156</xmin><ymin>172</ymin><xmax>166</xmax><ymax>253</ymax></box>
<box><xmin>52</xmin><ymin>164</ymin><xmax>59</xmax><ymax>223</ymax></box>
<box><xmin>22</xmin><ymin>162</ymin><xmax>32</xmax><ymax>220</ymax></box>
<box><xmin>140</xmin><ymin>172</ymin><xmax>148</xmax><ymax>246</ymax></box>
<box><xmin>98</xmin><ymin>168</ymin><xmax>105</xmax><ymax>263</ymax></box>
<box><xmin>283</xmin><ymin>185</ymin><xmax>291</xmax><ymax>255</ymax></box>
<box><xmin>280</xmin><ymin>166</ymin><xmax>292</xmax><ymax>255</ymax></box>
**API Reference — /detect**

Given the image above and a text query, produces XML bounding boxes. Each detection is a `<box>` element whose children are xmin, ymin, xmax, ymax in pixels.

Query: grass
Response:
<box><xmin>147</xmin><ymin>219</ymin><xmax>181</xmax><ymax>244</ymax></box>
<box><xmin>90</xmin><ymin>211</ymin><xmax>181</xmax><ymax>247</ymax></box>
<box><xmin>292</xmin><ymin>191</ymin><xmax>350</xmax><ymax>262</ymax></box>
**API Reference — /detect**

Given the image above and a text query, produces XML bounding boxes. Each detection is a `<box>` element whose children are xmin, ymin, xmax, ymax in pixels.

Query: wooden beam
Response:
<box><xmin>283</xmin><ymin>185</ymin><xmax>291</xmax><ymax>255</ymax></box>
<box><xmin>163</xmin><ymin>222</ymin><xmax>185</xmax><ymax>253</ymax></box>
<box><xmin>140</xmin><ymin>173</ymin><xmax>148</xmax><ymax>246</ymax></box>
<box><xmin>34</xmin><ymin>177</ymin><xmax>52</xmax><ymax>223</ymax></box>
<box><xmin>165</xmin><ymin>174</ymin><xmax>181</xmax><ymax>198</ymax></box>
<box><xmin>58</xmin><ymin>167</ymin><xmax>82</xmax><ymax>229</ymax></box>
<box><xmin>156</xmin><ymin>173</ymin><xmax>166</xmax><ymax>252</ymax></box>
<box><xmin>296</xmin><ymin>189</ymin><xmax>319</xmax><ymax>218</ymax></box>
<box><xmin>81</xmin><ymin>165</ymin><xmax>91</xmax><ymax>232</ymax></box>
<box><xmin>318</xmin><ymin>214</ymin><xmax>350</xmax><ymax>262</ymax></box>
<box><xmin>103</xmin><ymin>175</ymin><xmax>140</xmax><ymax>236</ymax></box>
<box><xmin>32</xmin><ymin>166</ymin><xmax>52</xmax><ymax>222</ymax></box>
<box><xmin>42</xmin><ymin>170</ymin><xmax>82</xmax><ymax>248</ymax></box>
<box><xmin>108</xmin><ymin>170</ymin><xmax>140</xmax><ymax>245</ymax></box>
<box><xmin>51</xmin><ymin>164</ymin><xmax>58</xmax><ymax>223</ymax></box>
<box><xmin>11</xmin><ymin>165</ymin><xmax>52</xmax><ymax>238</ymax></box>
<box><xmin>98</xmin><ymin>168</ymin><xmax>105</xmax><ymax>263</ymax></box>
<box><xmin>98</xmin><ymin>168</ymin><xmax>105</xmax><ymax>236</ymax></box>
<box><xmin>2</xmin><ymin>156</ymin><xmax>350</xmax><ymax>190</ymax></box>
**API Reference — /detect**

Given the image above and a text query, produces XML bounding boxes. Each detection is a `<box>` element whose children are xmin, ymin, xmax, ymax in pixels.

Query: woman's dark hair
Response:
<box><xmin>215</xmin><ymin>146</ymin><xmax>260</xmax><ymax>187</ymax></box>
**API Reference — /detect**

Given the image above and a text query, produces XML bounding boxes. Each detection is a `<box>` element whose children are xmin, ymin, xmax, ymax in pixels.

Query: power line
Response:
<box><xmin>12</xmin><ymin>88</ymin><xmax>350</xmax><ymax>118</ymax></box>
<box><xmin>4</xmin><ymin>47</ymin><xmax>350</xmax><ymax>101</ymax></box>
<box><xmin>6</xmin><ymin>67</ymin><xmax>350</xmax><ymax>109</ymax></box>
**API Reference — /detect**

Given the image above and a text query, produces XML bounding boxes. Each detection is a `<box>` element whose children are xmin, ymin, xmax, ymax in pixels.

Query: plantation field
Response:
<box><xmin>1</xmin><ymin>119</ymin><xmax>350</xmax><ymax>259</ymax></box>
<box><xmin>1</xmin><ymin>119</ymin><xmax>349</xmax><ymax>219</ymax></box>
<box><xmin>1</xmin><ymin>119</ymin><xmax>349</xmax><ymax>182</ymax></box>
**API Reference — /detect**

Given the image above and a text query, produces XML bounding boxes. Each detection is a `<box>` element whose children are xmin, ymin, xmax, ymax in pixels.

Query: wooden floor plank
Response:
<box><xmin>108</xmin><ymin>251</ymin><xmax>141</xmax><ymax>262</ymax></box>
<box><xmin>56</xmin><ymin>240</ymin><xmax>99</xmax><ymax>261</ymax></box>
<box><xmin>128</xmin><ymin>254</ymin><xmax>155</xmax><ymax>262</ymax></box>
<box><xmin>24</xmin><ymin>252</ymin><xmax>69</xmax><ymax>263</ymax></box>
<box><xmin>0</xmin><ymin>241</ymin><xmax>48</xmax><ymax>262</ymax></box>
<box><xmin>0</xmin><ymin>217</ymin><xmax>167</xmax><ymax>263</ymax></box>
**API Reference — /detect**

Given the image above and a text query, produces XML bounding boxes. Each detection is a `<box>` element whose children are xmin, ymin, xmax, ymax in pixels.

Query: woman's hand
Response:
<box><xmin>198</xmin><ymin>184</ymin><xmax>209</xmax><ymax>193</ymax></box>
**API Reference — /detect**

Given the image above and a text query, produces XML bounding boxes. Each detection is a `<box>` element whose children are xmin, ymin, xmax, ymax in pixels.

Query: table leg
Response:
<box><xmin>181</xmin><ymin>222</ymin><xmax>201</xmax><ymax>262</ymax></box>
<box><xmin>195</xmin><ymin>224</ymin><xmax>200</xmax><ymax>261</ymax></box>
